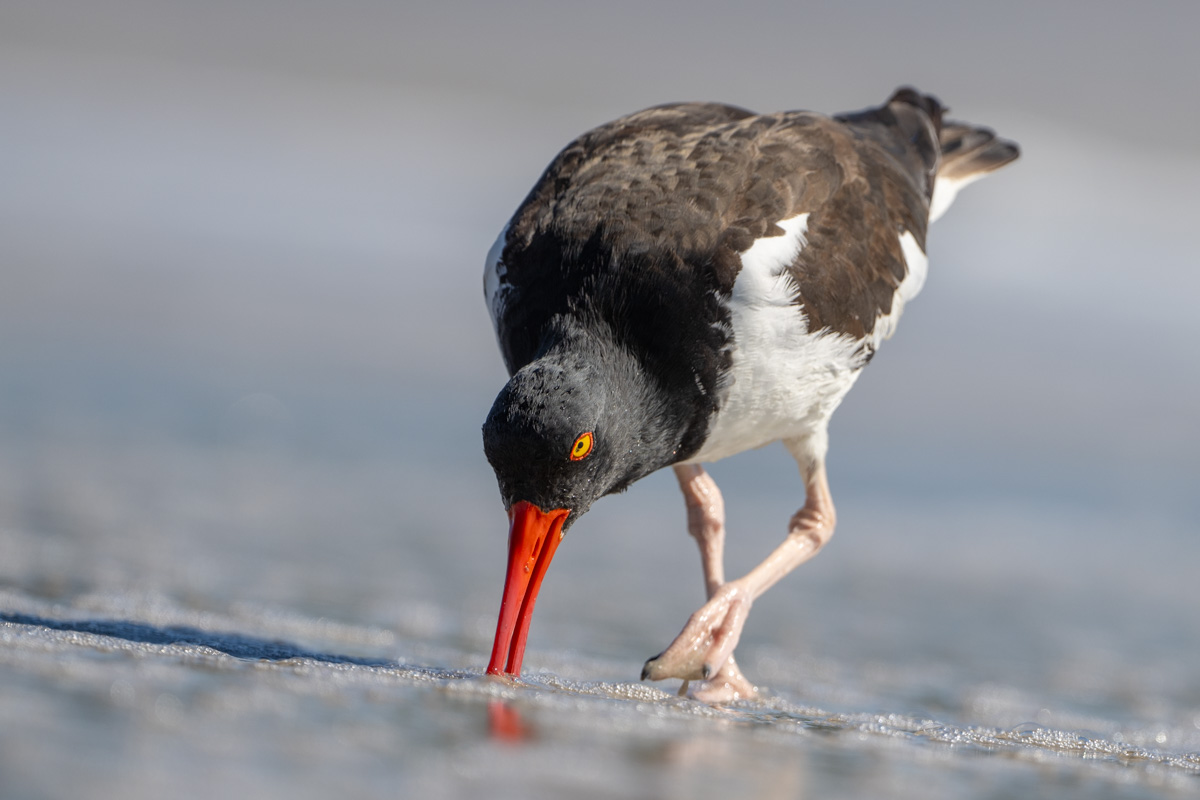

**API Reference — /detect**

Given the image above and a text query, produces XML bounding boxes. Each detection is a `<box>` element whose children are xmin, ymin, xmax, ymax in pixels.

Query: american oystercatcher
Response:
<box><xmin>482</xmin><ymin>88</ymin><xmax>1018</xmax><ymax>702</ymax></box>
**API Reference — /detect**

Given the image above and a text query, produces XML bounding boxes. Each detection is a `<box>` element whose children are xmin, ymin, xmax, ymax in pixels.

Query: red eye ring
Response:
<box><xmin>569</xmin><ymin>431</ymin><xmax>594</xmax><ymax>461</ymax></box>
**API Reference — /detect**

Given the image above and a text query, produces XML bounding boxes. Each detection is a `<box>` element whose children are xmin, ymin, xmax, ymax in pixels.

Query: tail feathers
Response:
<box><xmin>840</xmin><ymin>87</ymin><xmax>1020</xmax><ymax>222</ymax></box>
<box><xmin>939</xmin><ymin>123</ymin><xmax>1020</xmax><ymax>181</ymax></box>
<box><xmin>930</xmin><ymin>122</ymin><xmax>1020</xmax><ymax>222</ymax></box>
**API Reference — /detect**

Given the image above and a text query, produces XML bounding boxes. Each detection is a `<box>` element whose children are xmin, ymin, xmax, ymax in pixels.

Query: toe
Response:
<box><xmin>640</xmin><ymin>583</ymin><xmax>751</xmax><ymax>683</ymax></box>
<box><xmin>642</xmin><ymin>646</ymin><xmax>707</xmax><ymax>682</ymax></box>
<box><xmin>686</xmin><ymin>657</ymin><xmax>757</xmax><ymax>704</ymax></box>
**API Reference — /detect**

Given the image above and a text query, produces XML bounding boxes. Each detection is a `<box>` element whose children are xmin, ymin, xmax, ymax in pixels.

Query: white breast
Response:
<box><xmin>685</xmin><ymin>215</ymin><xmax>928</xmax><ymax>464</ymax></box>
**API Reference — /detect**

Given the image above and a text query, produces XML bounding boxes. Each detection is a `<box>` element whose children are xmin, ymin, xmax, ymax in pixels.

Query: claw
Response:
<box><xmin>641</xmin><ymin>651</ymin><xmax>666</xmax><ymax>680</ymax></box>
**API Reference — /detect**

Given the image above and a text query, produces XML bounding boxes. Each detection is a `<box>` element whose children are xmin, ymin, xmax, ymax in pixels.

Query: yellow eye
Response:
<box><xmin>569</xmin><ymin>431</ymin><xmax>594</xmax><ymax>461</ymax></box>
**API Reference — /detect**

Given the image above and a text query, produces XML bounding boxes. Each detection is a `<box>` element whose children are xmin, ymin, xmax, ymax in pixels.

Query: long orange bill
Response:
<box><xmin>486</xmin><ymin>500</ymin><xmax>570</xmax><ymax>676</ymax></box>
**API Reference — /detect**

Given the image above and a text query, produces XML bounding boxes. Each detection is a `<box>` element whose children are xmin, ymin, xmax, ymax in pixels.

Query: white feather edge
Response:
<box><xmin>871</xmin><ymin>229</ymin><xmax>929</xmax><ymax>346</ymax></box>
<box><xmin>483</xmin><ymin>221</ymin><xmax>510</xmax><ymax>334</ymax></box>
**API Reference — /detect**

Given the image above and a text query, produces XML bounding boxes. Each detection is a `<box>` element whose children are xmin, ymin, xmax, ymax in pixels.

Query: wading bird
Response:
<box><xmin>482</xmin><ymin>88</ymin><xmax>1018</xmax><ymax>702</ymax></box>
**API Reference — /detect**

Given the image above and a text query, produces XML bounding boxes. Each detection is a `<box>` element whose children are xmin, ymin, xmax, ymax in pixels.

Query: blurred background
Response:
<box><xmin>2</xmin><ymin>1</ymin><xmax>1198</xmax><ymax>797</ymax></box>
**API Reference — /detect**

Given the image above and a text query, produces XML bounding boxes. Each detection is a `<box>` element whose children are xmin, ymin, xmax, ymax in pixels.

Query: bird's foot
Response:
<box><xmin>641</xmin><ymin>581</ymin><xmax>752</xmax><ymax>688</ymax></box>
<box><xmin>678</xmin><ymin>656</ymin><xmax>757</xmax><ymax>703</ymax></box>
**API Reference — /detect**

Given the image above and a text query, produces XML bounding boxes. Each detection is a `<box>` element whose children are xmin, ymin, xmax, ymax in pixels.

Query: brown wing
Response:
<box><xmin>497</xmin><ymin>93</ymin><xmax>942</xmax><ymax>365</ymax></box>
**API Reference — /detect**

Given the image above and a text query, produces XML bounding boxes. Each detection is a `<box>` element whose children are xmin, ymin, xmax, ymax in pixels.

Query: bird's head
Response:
<box><xmin>482</xmin><ymin>359</ymin><xmax>616</xmax><ymax>519</ymax></box>
<box><xmin>480</xmin><ymin>350</ymin><xmax>631</xmax><ymax>677</ymax></box>
<box><xmin>481</xmin><ymin>316</ymin><xmax>690</xmax><ymax>677</ymax></box>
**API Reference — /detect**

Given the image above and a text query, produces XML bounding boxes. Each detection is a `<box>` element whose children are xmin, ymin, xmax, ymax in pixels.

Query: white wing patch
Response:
<box><xmin>483</xmin><ymin>222</ymin><xmax>511</xmax><ymax>332</ymax></box>
<box><xmin>685</xmin><ymin>213</ymin><xmax>866</xmax><ymax>464</ymax></box>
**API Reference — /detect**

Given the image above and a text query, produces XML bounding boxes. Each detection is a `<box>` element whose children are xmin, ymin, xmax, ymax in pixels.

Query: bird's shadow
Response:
<box><xmin>0</xmin><ymin>611</ymin><xmax>394</xmax><ymax>667</ymax></box>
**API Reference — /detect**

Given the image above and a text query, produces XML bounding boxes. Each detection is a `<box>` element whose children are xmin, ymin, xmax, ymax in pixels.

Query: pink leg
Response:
<box><xmin>643</xmin><ymin>438</ymin><xmax>837</xmax><ymax>701</ymax></box>
<box><xmin>659</xmin><ymin>464</ymin><xmax>755</xmax><ymax>702</ymax></box>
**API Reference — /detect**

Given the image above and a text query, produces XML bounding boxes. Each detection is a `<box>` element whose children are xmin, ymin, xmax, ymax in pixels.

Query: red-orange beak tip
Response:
<box><xmin>486</xmin><ymin>501</ymin><xmax>570</xmax><ymax>677</ymax></box>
